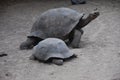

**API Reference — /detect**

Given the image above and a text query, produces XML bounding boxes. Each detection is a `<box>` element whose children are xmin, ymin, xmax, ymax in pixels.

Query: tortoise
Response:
<box><xmin>30</xmin><ymin>38</ymin><xmax>77</xmax><ymax>65</ymax></box>
<box><xmin>20</xmin><ymin>7</ymin><xmax>99</xmax><ymax>50</ymax></box>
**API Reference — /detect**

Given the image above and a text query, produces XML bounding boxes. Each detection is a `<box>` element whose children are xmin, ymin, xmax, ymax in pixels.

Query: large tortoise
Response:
<box><xmin>30</xmin><ymin>38</ymin><xmax>77</xmax><ymax>65</ymax></box>
<box><xmin>20</xmin><ymin>7</ymin><xmax>99</xmax><ymax>50</ymax></box>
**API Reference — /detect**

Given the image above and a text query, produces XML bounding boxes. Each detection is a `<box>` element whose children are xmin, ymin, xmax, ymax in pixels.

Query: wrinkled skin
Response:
<box><xmin>69</xmin><ymin>10</ymin><xmax>99</xmax><ymax>48</ymax></box>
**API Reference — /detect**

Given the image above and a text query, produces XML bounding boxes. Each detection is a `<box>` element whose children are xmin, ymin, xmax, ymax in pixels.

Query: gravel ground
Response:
<box><xmin>0</xmin><ymin>0</ymin><xmax>120</xmax><ymax>80</ymax></box>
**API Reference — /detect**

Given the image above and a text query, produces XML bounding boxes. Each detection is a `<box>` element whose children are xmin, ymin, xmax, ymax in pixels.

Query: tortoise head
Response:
<box><xmin>20</xmin><ymin>41</ymin><xmax>34</xmax><ymax>50</ymax></box>
<box><xmin>89</xmin><ymin>9</ymin><xmax>100</xmax><ymax>20</ymax></box>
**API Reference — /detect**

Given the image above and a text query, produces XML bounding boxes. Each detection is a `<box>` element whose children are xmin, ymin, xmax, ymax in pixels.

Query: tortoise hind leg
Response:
<box><xmin>20</xmin><ymin>37</ymin><xmax>42</xmax><ymax>50</ymax></box>
<box><xmin>69</xmin><ymin>29</ymin><xmax>82</xmax><ymax>48</ymax></box>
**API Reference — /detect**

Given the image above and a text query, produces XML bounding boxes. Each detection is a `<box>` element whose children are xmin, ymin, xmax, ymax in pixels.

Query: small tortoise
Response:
<box><xmin>20</xmin><ymin>7</ymin><xmax>99</xmax><ymax>50</ymax></box>
<box><xmin>30</xmin><ymin>38</ymin><xmax>77</xmax><ymax>65</ymax></box>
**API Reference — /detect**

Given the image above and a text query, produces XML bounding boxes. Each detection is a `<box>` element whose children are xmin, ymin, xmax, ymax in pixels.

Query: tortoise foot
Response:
<box><xmin>52</xmin><ymin>59</ymin><xmax>63</xmax><ymax>65</ymax></box>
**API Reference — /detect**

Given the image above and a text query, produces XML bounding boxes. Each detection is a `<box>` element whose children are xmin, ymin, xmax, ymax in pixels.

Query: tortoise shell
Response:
<box><xmin>32</xmin><ymin>38</ymin><xmax>74</xmax><ymax>61</ymax></box>
<box><xmin>29</xmin><ymin>8</ymin><xmax>84</xmax><ymax>39</ymax></box>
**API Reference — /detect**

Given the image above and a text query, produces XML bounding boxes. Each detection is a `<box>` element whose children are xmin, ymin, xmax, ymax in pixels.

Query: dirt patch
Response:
<box><xmin>0</xmin><ymin>0</ymin><xmax>120</xmax><ymax>80</ymax></box>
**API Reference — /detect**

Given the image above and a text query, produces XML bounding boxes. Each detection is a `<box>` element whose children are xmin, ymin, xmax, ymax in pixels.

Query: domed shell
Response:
<box><xmin>32</xmin><ymin>38</ymin><xmax>73</xmax><ymax>61</ymax></box>
<box><xmin>29</xmin><ymin>7</ymin><xmax>84</xmax><ymax>39</ymax></box>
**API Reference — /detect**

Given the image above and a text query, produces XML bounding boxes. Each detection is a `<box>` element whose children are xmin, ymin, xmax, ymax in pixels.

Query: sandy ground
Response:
<box><xmin>0</xmin><ymin>0</ymin><xmax>120</xmax><ymax>80</ymax></box>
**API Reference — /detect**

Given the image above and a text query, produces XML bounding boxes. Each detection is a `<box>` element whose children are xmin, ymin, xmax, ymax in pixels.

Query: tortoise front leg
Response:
<box><xmin>69</xmin><ymin>29</ymin><xmax>82</xmax><ymax>48</ymax></box>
